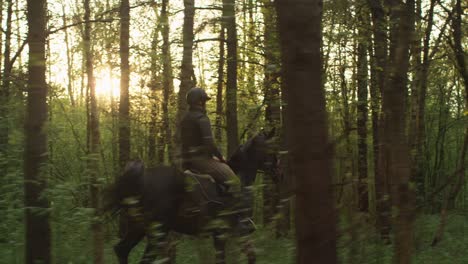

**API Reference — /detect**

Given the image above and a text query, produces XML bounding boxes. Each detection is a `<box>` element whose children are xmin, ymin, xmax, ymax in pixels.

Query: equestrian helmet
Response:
<box><xmin>186</xmin><ymin>87</ymin><xmax>211</xmax><ymax>105</ymax></box>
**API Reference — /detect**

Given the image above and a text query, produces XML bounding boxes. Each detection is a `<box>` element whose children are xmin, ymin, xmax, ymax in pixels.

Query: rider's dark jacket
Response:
<box><xmin>180</xmin><ymin>105</ymin><xmax>223</xmax><ymax>168</ymax></box>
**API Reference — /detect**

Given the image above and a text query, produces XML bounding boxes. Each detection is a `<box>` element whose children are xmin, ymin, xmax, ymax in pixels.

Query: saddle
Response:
<box><xmin>181</xmin><ymin>170</ymin><xmax>255</xmax><ymax>235</ymax></box>
<box><xmin>183</xmin><ymin>169</ymin><xmax>230</xmax><ymax>196</ymax></box>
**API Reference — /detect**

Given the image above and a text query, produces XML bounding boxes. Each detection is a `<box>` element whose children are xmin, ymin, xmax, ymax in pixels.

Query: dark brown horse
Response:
<box><xmin>104</xmin><ymin>130</ymin><xmax>278</xmax><ymax>264</ymax></box>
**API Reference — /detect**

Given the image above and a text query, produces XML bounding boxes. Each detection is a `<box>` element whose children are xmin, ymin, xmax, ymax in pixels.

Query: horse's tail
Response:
<box><xmin>102</xmin><ymin>160</ymin><xmax>145</xmax><ymax>216</ymax></box>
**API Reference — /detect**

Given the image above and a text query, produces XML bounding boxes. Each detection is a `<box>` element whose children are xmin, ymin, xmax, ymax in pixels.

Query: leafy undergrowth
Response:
<box><xmin>0</xmin><ymin>213</ymin><xmax>466</xmax><ymax>263</ymax></box>
<box><xmin>122</xmin><ymin>228</ymin><xmax>295</xmax><ymax>264</ymax></box>
<box><xmin>123</xmin><ymin>213</ymin><xmax>467</xmax><ymax>264</ymax></box>
<box><xmin>412</xmin><ymin>212</ymin><xmax>467</xmax><ymax>264</ymax></box>
<box><xmin>338</xmin><ymin>212</ymin><xmax>468</xmax><ymax>264</ymax></box>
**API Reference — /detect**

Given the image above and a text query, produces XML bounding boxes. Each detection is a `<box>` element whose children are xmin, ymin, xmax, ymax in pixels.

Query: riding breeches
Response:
<box><xmin>187</xmin><ymin>158</ymin><xmax>240</xmax><ymax>193</ymax></box>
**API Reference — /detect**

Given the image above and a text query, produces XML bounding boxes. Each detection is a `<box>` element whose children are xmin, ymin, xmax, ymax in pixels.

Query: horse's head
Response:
<box><xmin>249</xmin><ymin>129</ymin><xmax>278</xmax><ymax>174</ymax></box>
<box><xmin>228</xmin><ymin>129</ymin><xmax>279</xmax><ymax>186</ymax></box>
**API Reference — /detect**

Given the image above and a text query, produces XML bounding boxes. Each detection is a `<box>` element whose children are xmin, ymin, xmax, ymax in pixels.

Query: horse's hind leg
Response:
<box><xmin>242</xmin><ymin>238</ymin><xmax>256</xmax><ymax>264</ymax></box>
<box><xmin>140</xmin><ymin>224</ymin><xmax>170</xmax><ymax>264</ymax></box>
<box><xmin>114</xmin><ymin>226</ymin><xmax>145</xmax><ymax>264</ymax></box>
<box><xmin>213</xmin><ymin>231</ymin><xmax>227</xmax><ymax>264</ymax></box>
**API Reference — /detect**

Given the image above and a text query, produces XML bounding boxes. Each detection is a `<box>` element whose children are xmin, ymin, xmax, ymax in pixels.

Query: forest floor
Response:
<box><xmin>336</xmin><ymin>212</ymin><xmax>468</xmax><ymax>264</ymax></box>
<box><xmin>127</xmin><ymin>212</ymin><xmax>467</xmax><ymax>264</ymax></box>
<box><xmin>0</xmin><ymin>213</ymin><xmax>466</xmax><ymax>263</ymax></box>
<box><xmin>132</xmin><ymin>213</ymin><xmax>468</xmax><ymax>264</ymax></box>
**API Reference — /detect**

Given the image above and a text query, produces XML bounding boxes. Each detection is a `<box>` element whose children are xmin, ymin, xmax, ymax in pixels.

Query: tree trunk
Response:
<box><xmin>0</xmin><ymin>0</ymin><xmax>3</xmax><ymax>80</ymax></box>
<box><xmin>176</xmin><ymin>0</ymin><xmax>195</xmax><ymax>163</ymax></box>
<box><xmin>24</xmin><ymin>0</ymin><xmax>51</xmax><ymax>262</ymax></box>
<box><xmin>148</xmin><ymin>4</ymin><xmax>161</xmax><ymax>165</ymax></box>
<box><xmin>276</xmin><ymin>0</ymin><xmax>337</xmax><ymax>263</ymax></box>
<box><xmin>451</xmin><ymin>0</ymin><xmax>468</xmax><ymax>90</ymax></box>
<box><xmin>0</xmin><ymin>0</ymin><xmax>13</xmax><ymax>167</ymax></box>
<box><xmin>2</xmin><ymin>0</ymin><xmax>12</xmax><ymax>94</ymax></box>
<box><xmin>161</xmin><ymin>0</ymin><xmax>174</xmax><ymax>162</ymax></box>
<box><xmin>410</xmin><ymin>0</ymin><xmax>435</xmax><ymax>204</ymax></box>
<box><xmin>84</xmin><ymin>0</ymin><xmax>104</xmax><ymax>262</ymax></box>
<box><xmin>356</xmin><ymin>6</ymin><xmax>369</xmax><ymax>212</ymax></box>
<box><xmin>119</xmin><ymin>0</ymin><xmax>131</xmax><ymax>169</ymax></box>
<box><xmin>367</xmin><ymin>0</ymin><xmax>390</xmax><ymax>240</ymax></box>
<box><xmin>261</xmin><ymin>0</ymin><xmax>287</xmax><ymax>235</ymax></box>
<box><xmin>383</xmin><ymin>0</ymin><xmax>415</xmax><ymax>262</ymax></box>
<box><xmin>62</xmin><ymin>2</ymin><xmax>75</xmax><ymax>107</ymax></box>
<box><xmin>223</xmin><ymin>0</ymin><xmax>239</xmax><ymax>156</ymax></box>
<box><xmin>262</xmin><ymin>1</ymin><xmax>281</xmax><ymax>131</ymax></box>
<box><xmin>261</xmin><ymin>0</ymin><xmax>277</xmax><ymax>226</ymax></box>
<box><xmin>118</xmin><ymin>0</ymin><xmax>131</xmax><ymax>242</ymax></box>
<box><xmin>15</xmin><ymin>0</ymin><xmax>22</xmax><ymax>69</ymax></box>
<box><xmin>215</xmin><ymin>26</ymin><xmax>225</xmax><ymax>144</ymax></box>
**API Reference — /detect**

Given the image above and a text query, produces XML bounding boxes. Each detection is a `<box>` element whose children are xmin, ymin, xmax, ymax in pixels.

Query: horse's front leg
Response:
<box><xmin>242</xmin><ymin>238</ymin><xmax>256</xmax><ymax>264</ymax></box>
<box><xmin>114</xmin><ymin>225</ymin><xmax>145</xmax><ymax>264</ymax></box>
<box><xmin>140</xmin><ymin>224</ymin><xmax>170</xmax><ymax>264</ymax></box>
<box><xmin>213</xmin><ymin>230</ymin><xmax>227</xmax><ymax>264</ymax></box>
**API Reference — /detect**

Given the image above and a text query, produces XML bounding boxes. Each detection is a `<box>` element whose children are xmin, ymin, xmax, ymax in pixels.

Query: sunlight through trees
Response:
<box><xmin>0</xmin><ymin>0</ymin><xmax>465</xmax><ymax>263</ymax></box>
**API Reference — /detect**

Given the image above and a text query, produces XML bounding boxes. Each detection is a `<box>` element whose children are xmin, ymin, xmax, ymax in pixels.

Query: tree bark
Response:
<box><xmin>215</xmin><ymin>26</ymin><xmax>225</xmax><ymax>144</ymax></box>
<box><xmin>223</xmin><ymin>0</ymin><xmax>239</xmax><ymax>156</ymax></box>
<box><xmin>15</xmin><ymin>0</ymin><xmax>22</xmax><ymax>69</ymax></box>
<box><xmin>383</xmin><ymin>0</ymin><xmax>415</xmax><ymax>262</ymax></box>
<box><xmin>367</xmin><ymin>0</ymin><xmax>390</xmax><ymax>240</ymax></box>
<box><xmin>119</xmin><ymin>0</ymin><xmax>131</xmax><ymax>169</ymax></box>
<box><xmin>261</xmin><ymin>0</ymin><xmax>287</xmax><ymax>235</ymax></box>
<box><xmin>0</xmin><ymin>0</ymin><xmax>13</xmax><ymax>166</ymax></box>
<box><xmin>117</xmin><ymin>0</ymin><xmax>131</xmax><ymax>242</ymax></box>
<box><xmin>356</xmin><ymin>5</ymin><xmax>369</xmax><ymax>212</ymax></box>
<box><xmin>161</xmin><ymin>0</ymin><xmax>174</xmax><ymax>162</ymax></box>
<box><xmin>0</xmin><ymin>0</ymin><xmax>3</xmax><ymax>80</ymax></box>
<box><xmin>276</xmin><ymin>0</ymin><xmax>337</xmax><ymax>263</ymax></box>
<box><xmin>451</xmin><ymin>0</ymin><xmax>468</xmax><ymax>90</ymax></box>
<box><xmin>262</xmin><ymin>1</ymin><xmax>281</xmax><ymax>131</ymax></box>
<box><xmin>84</xmin><ymin>0</ymin><xmax>104</xmax><ymax>262</ymax></box>
<box><xmin>176</xmin><ymin>0</ymin><xmax>195</xmax><ymax>164</ymax></box>
<box><xmin>177</xmin><ymin>0</ymin><xmax>196</xmax><ymax>114</ymax></box>
<box><xmin>2</xmin><ymin>0</ymin><xmax>12</xmax><ymax>95</ymax></box>
<box><xmin>24</xmin><ymin>0</ymin><xmax>51</xmax><ymax>262</ymax></box>
<box><xmin>148</xmin><ymin>4</ymin><xmax>161</xmax><ymax>165</ymax></box>
<box><xmin>62</xmin><ymin>2</ymin><xmax>76</xmax><ymax>107</ymax></box>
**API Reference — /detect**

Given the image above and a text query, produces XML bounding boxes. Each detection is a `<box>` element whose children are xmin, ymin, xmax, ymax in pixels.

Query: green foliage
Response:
<box><xmin>1</xmin><ymin>0</ymin><xmax>465</xmax><ymax>263</ymax></box>
<box><xmin>337</xmin><ymin>213</ymin><xmax>468</xmax><ymax>264</ymax></box>
<box><xmin>413</xmin><ymin>214</ymin><xmax>468</xmax><ymax>264</ymax></box>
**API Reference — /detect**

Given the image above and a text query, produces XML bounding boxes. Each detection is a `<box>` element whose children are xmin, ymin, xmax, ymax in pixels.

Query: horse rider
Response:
<box><xmin>180</xmin><ymin>87</ymin><xmax>240</xmax><ymax>196</ymax></box>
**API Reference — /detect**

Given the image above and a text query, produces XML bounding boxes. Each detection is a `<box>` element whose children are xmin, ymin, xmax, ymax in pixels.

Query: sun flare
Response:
<box><xmin>95</xmin><ymin>70</ymin><xmax>120</xmax><ymax>99</ymax></box>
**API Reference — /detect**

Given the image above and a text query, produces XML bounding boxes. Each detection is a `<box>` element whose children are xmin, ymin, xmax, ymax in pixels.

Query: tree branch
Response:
<box><xmin>95</xmin><ymin>0</ymin><xmax>157</xmax><ymax>18</ymax></box>
<box><xmin>9</xmin><ymin>40</ymin><xmax>27</xmax><ymax>69</ymax></box>
<box><xmin>47</xmin><ymin>19</ymin><xmax>113</xmax><ymax>35</ymax></box>
<box><xmin>194</xmin><ymin>37</ymin><xmax>223</xmax><ymax>44</ymax></box>
<box><xmin>195</xmin><ymin>6</ymin><xmax>222</xmax><ymax>11</ymax></box>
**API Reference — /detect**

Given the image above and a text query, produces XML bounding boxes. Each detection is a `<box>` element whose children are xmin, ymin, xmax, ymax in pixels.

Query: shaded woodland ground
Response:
<box><xmin>0</xmin><ymin>0</ymin><xmax>466</xmax><ymax>263</ymax></box>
